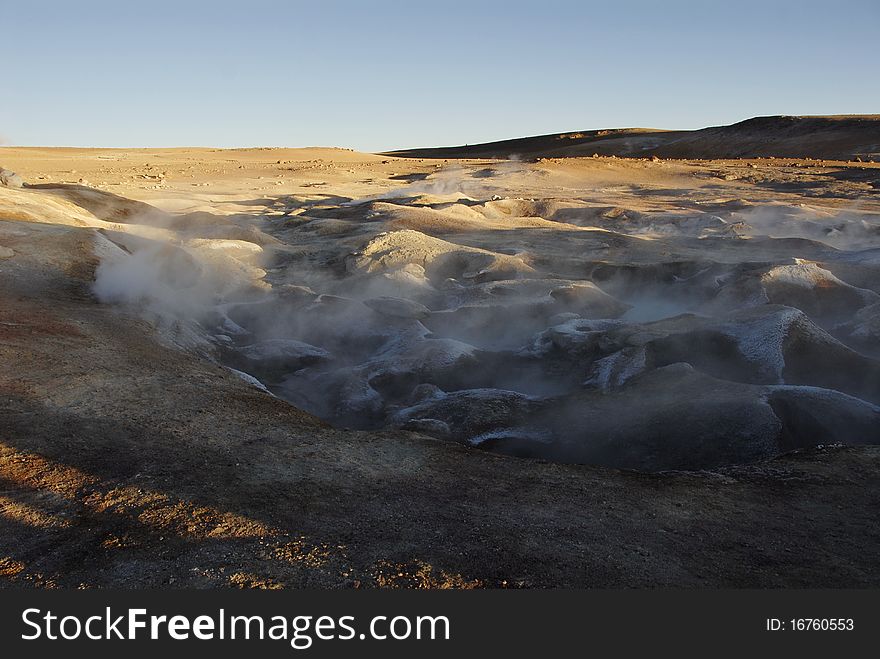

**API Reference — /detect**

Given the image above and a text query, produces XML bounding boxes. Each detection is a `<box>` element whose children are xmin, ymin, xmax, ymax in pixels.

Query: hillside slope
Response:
<box><xmin>385</xmin><ymin>115</ymin><xmax>880</xmax><ymax>161</ymax></box>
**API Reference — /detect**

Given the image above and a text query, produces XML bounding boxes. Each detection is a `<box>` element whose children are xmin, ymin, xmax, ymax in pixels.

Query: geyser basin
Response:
<box><xmin>87</xmin><ymin>162</ymin><xmax>880</xmax><ymax>473</ymax></box>
<box><xmin>198</xmin><ymin>189</ymin><xmax>880</xmax><ymax>473</ymax></box>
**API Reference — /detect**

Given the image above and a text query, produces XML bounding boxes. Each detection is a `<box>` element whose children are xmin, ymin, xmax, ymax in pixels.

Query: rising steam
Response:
<box><xmin>90</xmin><ymin>165</ymin><xmax>880</xmax><ymax>472</ymax></box>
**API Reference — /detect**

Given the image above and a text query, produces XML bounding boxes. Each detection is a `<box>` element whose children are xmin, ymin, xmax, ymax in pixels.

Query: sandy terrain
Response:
<box><xmin>1</xmin><ymin>117</ymin><xmax>880</xmax><ymax>587</ymax></box>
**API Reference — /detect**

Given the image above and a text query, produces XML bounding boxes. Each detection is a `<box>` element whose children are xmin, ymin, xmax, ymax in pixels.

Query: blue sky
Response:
<box><xmin>1</xmin><ymin>0</ymin><xmax>877</xmax><ymax>150</ymax></box>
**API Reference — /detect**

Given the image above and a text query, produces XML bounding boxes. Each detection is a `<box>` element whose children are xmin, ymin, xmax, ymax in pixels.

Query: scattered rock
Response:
<box><xmin>0</xmin><ymin>168</ymin><xmax>23</xmax><ymax>188</ymax></box>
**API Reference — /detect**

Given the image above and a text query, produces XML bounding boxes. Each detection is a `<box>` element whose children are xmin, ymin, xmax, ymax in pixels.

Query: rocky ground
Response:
<box><xmin>1</xmin><ymin>128</ymin><xmax>879</xmax><ymax>587</ymax></box>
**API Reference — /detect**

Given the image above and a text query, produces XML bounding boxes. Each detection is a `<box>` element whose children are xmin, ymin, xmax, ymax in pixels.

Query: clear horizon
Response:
<box><xmin>2</xmin><ymin>0</ymin><xmax>878</xmax><ymax>151</ymax></box>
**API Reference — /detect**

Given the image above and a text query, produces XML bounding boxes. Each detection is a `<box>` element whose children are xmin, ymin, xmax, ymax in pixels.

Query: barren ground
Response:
<box><xmin>1</xmin><ymin>136</ymin><xmax>879</xmax><ymax>587</ymax></box>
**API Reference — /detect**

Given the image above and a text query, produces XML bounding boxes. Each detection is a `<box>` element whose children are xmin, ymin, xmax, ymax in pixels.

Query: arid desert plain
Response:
<box><xmin>1</xmin><ymin>116</ymin><xmax>880</xmax><ymax>587</ymax></box>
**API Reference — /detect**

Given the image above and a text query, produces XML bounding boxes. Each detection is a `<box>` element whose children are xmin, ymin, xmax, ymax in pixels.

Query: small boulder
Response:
<box><xmin>0</xmin><ymin>168</ymin><xmax>23</xmax><ymax>188</ymax></box>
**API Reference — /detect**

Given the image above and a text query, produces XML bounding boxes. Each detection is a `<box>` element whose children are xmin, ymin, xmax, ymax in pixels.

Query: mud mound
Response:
<box><xmin>347</xmin><ymin>229</ymin><xmax>535</xmax><ymax>282</ymax></box>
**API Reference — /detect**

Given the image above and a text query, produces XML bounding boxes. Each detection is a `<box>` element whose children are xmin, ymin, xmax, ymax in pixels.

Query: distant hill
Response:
<box><xmin>383</xmin><ymin>115</ymin><xmax>880</xmax><ymax>161</ymax></box>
